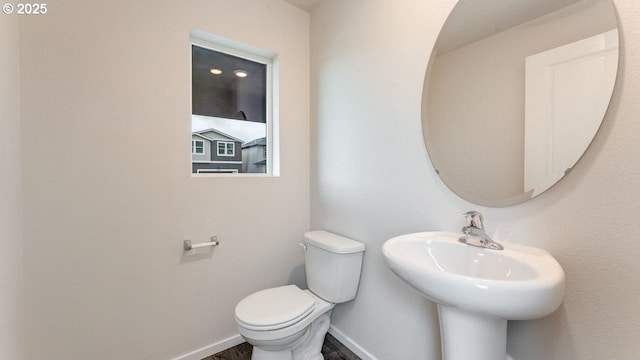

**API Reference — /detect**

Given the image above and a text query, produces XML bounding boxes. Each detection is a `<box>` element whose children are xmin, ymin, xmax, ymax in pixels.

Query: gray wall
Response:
<box><xmin>19</xmin><ymin>1</ymin><xmax>310</xmax><ymax>359</ymax></box>
<box><xmin>311</xmin><ymin>1</ymin><xmax>640</xmax><ymax>359</ymax></box>
<box><xmin>0</xmin><ymin>12</ymin><xmax>24</xmax><ymax>360</ymax></box>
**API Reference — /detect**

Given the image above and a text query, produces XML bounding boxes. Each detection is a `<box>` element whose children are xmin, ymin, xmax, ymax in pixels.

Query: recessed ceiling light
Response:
<box><xmin>210</xmin><ymin>68</ymin><xmax>222</xmax><ymax>75</ymax></box>
<box><xmin>234</xmin><ymin>70</ymin><xmax>249</xmax><ymax>78</ymax></box>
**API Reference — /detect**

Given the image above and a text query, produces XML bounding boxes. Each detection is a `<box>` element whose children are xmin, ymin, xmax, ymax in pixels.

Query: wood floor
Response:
<box><xmin>203</xmin><ymin>333</ymin><xmax>361</xmax><ymax>360</ymax></box>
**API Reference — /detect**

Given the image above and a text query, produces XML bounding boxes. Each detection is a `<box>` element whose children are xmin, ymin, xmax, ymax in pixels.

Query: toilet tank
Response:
<box><xmin>303</xmin><ymin>230</ymin><xmax>365</xmax><ymax>303</ymax></box>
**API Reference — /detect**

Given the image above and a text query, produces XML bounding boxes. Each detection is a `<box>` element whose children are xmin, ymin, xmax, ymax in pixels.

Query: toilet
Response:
<box><xmin>234</xmin><ymin>230</ymin><xmax>365</xmax><ymax>360</ymax></box>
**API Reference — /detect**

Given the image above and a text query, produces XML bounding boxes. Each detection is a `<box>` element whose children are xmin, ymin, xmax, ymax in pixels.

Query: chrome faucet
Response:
<box><xmin>459</xmin><ymin>211</ymin><xmax>503</xmax><ymax>250</ymax></box>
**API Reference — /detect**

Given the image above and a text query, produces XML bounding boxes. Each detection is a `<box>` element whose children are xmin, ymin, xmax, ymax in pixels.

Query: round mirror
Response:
<box><xmin>422</xmin><ymin>0</ymin><xmax>619</xmax><ymax>207</ymax></box>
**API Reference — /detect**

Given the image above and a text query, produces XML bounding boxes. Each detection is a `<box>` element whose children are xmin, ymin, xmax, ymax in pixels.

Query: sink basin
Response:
<box><xmin>382</xmin><ymin>231</ymin><xmax>565</xmax><ymax>360</ymax></box>
<box><xmin>382</xmin><ymin>231</ymin><xmax>565</xmax><ymax>319</ymax></box>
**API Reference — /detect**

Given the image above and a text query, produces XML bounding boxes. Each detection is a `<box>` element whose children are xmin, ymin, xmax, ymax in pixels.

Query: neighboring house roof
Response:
<box><xmin>242</xmin><ymin>137</ymin><xmax>266</xmax><ymax>148</ymax></box>
<box><xmin>194</xmin><ymin>128</ymin><xmax>245</xmax><ymax>143</ymax></box>
<box><xmin>192</xmin><ymin>133</ymin><xmax>216</xmax><ymax>142</ymax></box>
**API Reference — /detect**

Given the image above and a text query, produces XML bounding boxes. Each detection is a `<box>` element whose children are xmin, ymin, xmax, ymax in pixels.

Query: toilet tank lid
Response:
<box><xmin>304</xmin><ymin>230</ymin><xmax>365</xmax><ymax>254</ymax></box>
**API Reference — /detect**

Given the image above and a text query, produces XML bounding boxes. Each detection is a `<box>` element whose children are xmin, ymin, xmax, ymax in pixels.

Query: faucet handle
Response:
<box><xmin>463</xmin><ymin>210</ymin><xmax>484</xmax><ymax>229</ymax></box>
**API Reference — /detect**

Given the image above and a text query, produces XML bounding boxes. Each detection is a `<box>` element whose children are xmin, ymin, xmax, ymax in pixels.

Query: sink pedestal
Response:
<box><xmin>438</xmin><ymin>305</ymin><xmax>508</xmax><ymax>360</ymax></box>
<box><xmin>382</xmin><ymin>232</ymin><xmax>565</xmax><ymax>360</ymax></box>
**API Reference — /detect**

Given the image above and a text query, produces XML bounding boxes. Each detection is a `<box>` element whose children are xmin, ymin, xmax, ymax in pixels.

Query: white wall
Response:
<box><xmin>0</xmin><ymin>12</ymin><xmax>24</xmax><ymax>360</ymax></box>
<box><xmin>19</xmin><ymin>1</ymin><xmax>309</xmax><ymax>359</ymax></box>
<box><xmin>311</xmin><ymin>1</ymin><xmax>640</xmax><ymax>359</ymax></box>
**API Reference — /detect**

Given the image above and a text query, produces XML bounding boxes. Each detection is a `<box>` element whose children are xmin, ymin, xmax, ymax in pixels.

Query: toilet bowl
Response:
<box><xmin>236</xmin><ymin>285</ymin><xmax>334</xmax><ymax>360</ymax></box>
<box><xmin>234</xmin><ymin>231</ymin><xmax>365</xmax><ymax>360</ymax></box>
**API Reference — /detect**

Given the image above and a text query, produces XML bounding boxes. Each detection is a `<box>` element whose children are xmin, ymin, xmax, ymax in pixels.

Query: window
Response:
<box><xmin>190</xmin><ymin>30</ymin><xmax>278</xmax><ymax>176</ymax></box>
<box><xmin>192</xmin><ymin>140</ymin><xmax>204</xmax><ymax>155</ymax></box>
<box><xmin>217</xmin><ymin>141</ymin><xmax>235</xmax><ymax>156</ymax></box>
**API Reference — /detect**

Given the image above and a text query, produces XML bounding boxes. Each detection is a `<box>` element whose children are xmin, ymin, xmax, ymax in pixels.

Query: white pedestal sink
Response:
<box><xmin>382</xmin><ymin>232</ymin><xmax>565</xmax><ymax>360</ymax></box>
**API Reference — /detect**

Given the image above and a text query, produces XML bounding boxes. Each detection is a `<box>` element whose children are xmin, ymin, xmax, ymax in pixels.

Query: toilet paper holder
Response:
<box><xmin>183</xmin><ymin>236</ymin><xmax>219</xmax><ymax>251</ymax></box>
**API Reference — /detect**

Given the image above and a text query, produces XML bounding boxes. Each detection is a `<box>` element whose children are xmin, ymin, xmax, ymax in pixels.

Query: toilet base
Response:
<box><xmin>251</xmin><ymin>347</ymin><xmax>293</xmax><ymax>360</ymax></box>
<box><xmin>249</xmin><ymin>311</ymin><xmax>332</xmax><ymax>360</ymax></box>
<box><xmin>292</xmin><ymin>310</ymin><xmax>331</xmax><ymax>360</ymax></box>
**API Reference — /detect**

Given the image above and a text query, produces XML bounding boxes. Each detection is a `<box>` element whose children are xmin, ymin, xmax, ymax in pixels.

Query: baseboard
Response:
<box><xmin>170</xmin><ymin>333</ymin><xmax>245</xmax><ymax>360</ymax></box>
<box><xmin>171</xmin><ymin>326</ymin><xmax>376</xmax><ymax>360</ymax></box>
<box><xmin>328</xmin><ymin>325</ymin><xmax>378</xmax><ymax>360</ymax></box>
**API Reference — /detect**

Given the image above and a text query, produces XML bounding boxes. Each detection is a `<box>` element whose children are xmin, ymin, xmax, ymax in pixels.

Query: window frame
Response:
<box><xmin>192</xmin><ymin>140</ymin><xmax>205</xmax><ymax>155</ymax></box>
<box><xmin>197</xmin><ymin>169</ymin><xmax>239</xmax><ymax>174</ymax></box>
<box><xmin>190</xmin><ymin>30</ymin><xmax>280</xmax><ymax>177</ymax></box>
<box><xmin>217</xmin><ymin>141</ymin><xmax>235</xmax><ymax>157</ymax></box>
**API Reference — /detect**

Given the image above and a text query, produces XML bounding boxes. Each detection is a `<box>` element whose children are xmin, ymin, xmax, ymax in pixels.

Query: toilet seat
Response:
<box><xmin>235</xmin><ymin>285</ymin><xmax>316</xmax><ymax>331</ymax></box>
